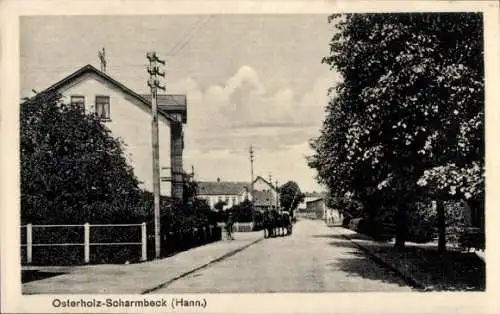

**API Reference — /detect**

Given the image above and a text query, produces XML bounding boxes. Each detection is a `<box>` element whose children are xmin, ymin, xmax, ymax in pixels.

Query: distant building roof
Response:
<box><xmin>304</xmin><ymin>191</ymin><xmax>327</xmax><ymax>198</ymax></box>
<box><xmin>253</xmin><ymin>176</ymin><xmax>278</xmax><ymax>191</ymax></box>
<box><xmin>141</xmin><ymin>94</ymin><xmax>187</xmax><ymax>123</ymax></box>
<box><xmin>198</xmin><ymin>181</ymin><xmax>250</xmax><ymax>196</ymax></box>
<box><xmin>253</xmin><ymin>190</ymin><xmax>276</xmax><ymax>207</ymax></box>
<box><xmin>306</xmin><ymin>198</ymin><xmax>325</xmax><ymax>205</ymax></box>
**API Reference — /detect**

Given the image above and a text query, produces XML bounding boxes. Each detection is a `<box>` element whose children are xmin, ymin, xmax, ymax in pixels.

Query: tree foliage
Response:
<box><xmin>21</xmin><ymin>91</ymin><xmax>143</xmax><ymax>224</ymax></box>
<box><xmin>309</xmin><ymin>13</ymin><xmax>484</xmax><ymax>248</ymax></box>
<box><xmin>228</xmin><ymin>199</ymin><xmax>254</xmax><ymax>222</ymax></box>
<box><xmin>279</xmin><ymin>181</ymin><xmax>305</xmax><ymax>214</ymax></box>
<box><xmin>213</xmin><ymin>200</ymin><xmax>227</xmax><ymax>211</ymax></box>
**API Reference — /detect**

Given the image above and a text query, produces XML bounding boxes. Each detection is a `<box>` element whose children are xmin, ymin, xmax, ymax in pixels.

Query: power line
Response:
<box><xmin>168</xmin><ymin>15</ymin><xmax>214</xmax><ymax>56</ymax></box>
<box><xmin>165</xmin><ymin>16</ymin><xmax>205</xmax><ymax>56</ymax></box>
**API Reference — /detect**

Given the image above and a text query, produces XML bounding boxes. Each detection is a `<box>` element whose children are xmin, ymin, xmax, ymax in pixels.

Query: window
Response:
<box><xmin>95</xmin><ymin>96</ymin><xmax>110</xmax><ymax>120</ymax></box>
<box><xmin>70</xmin><ymin>96</ymin><xmax>85</xmax><ymax>111</ymax></box>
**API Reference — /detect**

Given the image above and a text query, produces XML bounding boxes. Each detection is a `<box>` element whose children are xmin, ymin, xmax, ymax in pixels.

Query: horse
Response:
<box><xmin>264</xmin><ymin>211</ymin><xmax>275</xmax><ymax>238</ymax></box>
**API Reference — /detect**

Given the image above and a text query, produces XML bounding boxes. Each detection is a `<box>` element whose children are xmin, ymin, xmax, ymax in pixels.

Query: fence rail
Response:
<box><xmin>216</xmin><ymin>222</ymin><xmax>254</xmax><ymax>232</ymax></box>
<box><xmin>20</xmin><ymin>223</ymin><xmax>146</xmax><ymax>264</ymax></box>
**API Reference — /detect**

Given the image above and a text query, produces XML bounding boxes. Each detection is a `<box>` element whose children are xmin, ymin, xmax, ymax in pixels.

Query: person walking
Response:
<box><xmin>225</xmin><ymin>212</ymin><xmax>234</xmax><ymax>240</ymax></box>
<box><xmin>283</xmin><ymin>212</ymin><xmax>292</xmax><ymax>235</ymax></box>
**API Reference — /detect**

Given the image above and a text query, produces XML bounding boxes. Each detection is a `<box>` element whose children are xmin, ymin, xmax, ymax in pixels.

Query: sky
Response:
<box><xmin>20</xmin><ymin>15</ymin><xmax>340</xmax><ymax>192</ymax></box>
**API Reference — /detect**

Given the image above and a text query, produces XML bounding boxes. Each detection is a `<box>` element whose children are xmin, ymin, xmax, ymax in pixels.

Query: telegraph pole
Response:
<box><xmin>147</xmin><ymin>51</ymin><xmax>166</xmax><ymax>259</ymax></box>
<box><xmin>249</xmin><ymin>146</ymin><xmax>255</xmax><ymax>211</ymax></box>
<box><xmin>275</xmin><ymin>180</ymin><xmax>280</xmax><ymax>212</ymax></box>
<box><xmin>268</xmin><ymin>173</ymin><xmax>273</xmax><ymax>210</ymax></box>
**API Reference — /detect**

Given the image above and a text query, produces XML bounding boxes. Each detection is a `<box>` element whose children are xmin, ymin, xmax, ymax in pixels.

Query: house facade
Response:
<box><xmin>197</xmin><ymin>179</ymin><xmax>251</xmax><ymax>210</ymax></box>
<box><xmin>252</xmin><ymin>176</ymin><xmax>279</xmax><ymax>211</ymax></box>
<box><xmin>305</xmin><ymin>197</ymin><xmax>342</xmax><ymax>224</ymax></box>
<box><xmin>298</xmin><ymin>192</ymin><xmax>326</xmax><ymax>211</ymax></box>
<box><xmin>197</xmin><ymin>176</ymin><xmax>279</xmax><ymax>211</ymax></box>
<box><xmin>32</xmin><ymin>64</ymin><xmax>187</xmax><ymax>198</ymax></box>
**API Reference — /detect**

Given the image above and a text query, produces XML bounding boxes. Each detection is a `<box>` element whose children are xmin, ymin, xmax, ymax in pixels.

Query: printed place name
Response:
<box><xmin>51</xmin><ymin>297</ymin><xmax>206</xmax><ymax>309</ymax></box>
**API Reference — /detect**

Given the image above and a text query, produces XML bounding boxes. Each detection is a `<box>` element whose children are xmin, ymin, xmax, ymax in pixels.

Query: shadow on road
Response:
<box><xmin>327</xmin><ymin>240</ymin><xmax>391</xmax><ymax>253</ymax></box>
<box><xmin>328</xmin><ymin>253</ymin><xmax>412</xmax><ymax>289</ymax></box>
<box><xmin>323</xmin><ymin>240</ymin><xmax>414</xmax><ymax>288</ymax></box>
<box><xmin>312</xmin><ymin>233</ymin><xmax>372</xmax><ymax>241</ymax></box>
<box><xmin>22</xmin><ymin>270</ymin><xmax>66</xmax><ymax>283</ymax></box>
<box><xmin>327</xmin><ymin>238</ymin><xmax>485</xmax><ymax>291</ymax></box>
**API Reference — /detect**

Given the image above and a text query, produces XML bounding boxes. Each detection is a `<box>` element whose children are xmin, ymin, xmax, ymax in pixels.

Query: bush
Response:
<box><xmin>406</xmin><ymin>202</ymin><xmax>437</xmax><ymax>243</ymax></box>
<box><xmin>342</xmin><ymin>216</ymin><xmax>351</xmax><ymax>227</ymax></box>
<box><xmin>19</xmin><ymin>92</ymin><xmax>221</xmax><ymax>265</ymax></box>
<box><xmin>21</xmin><ymin>91</ymin><xmax>142</xmax><ymax>226</ymax></box>
<box><xmin>348</xmin><ymin>218</ymin><xmax>368</xmax><ymax>233</ymax></box>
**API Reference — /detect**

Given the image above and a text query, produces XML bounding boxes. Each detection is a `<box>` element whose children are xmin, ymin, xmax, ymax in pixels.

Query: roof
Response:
<box><xmin>198</xmin><ymin>181</ymin><xmax>250</xmax><ymax>196</ymax></box>
<box><xmin>25</xmin><ymin>64</ymin><xmax>182</xmax><ymax>124</ymax></box>
<box><xmin>253</xmin><ymin>190</ymin><xmax>276</xmax><ymax>207</ymax></box>
<box><xmin>304</xmin><ymin>191</ymin><xmax>327</xmax><ymax>198</ymax></box>
<box><xmin>306</xmin><ymin>197</ymin><xmax>325</xmax><ymax>204</ymax></box>
<box><xmin>140</xmin><ymin>94</ymin><xmax>187</xmax><ymax>123</ymax></box>
<box><xmin>254</xmin><ymin>176</ymin><xmax>277</xmax><ymax>190</ymax></box>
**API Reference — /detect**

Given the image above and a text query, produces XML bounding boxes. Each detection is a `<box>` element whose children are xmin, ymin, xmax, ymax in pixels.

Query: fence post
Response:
<box><xmin>141</xmin><ymin>222</ymin><xmax>147</xmax><ymax>261</ymax></box>
<box><xmin>26</xmin><ymin>223</ymin><xmax>32</xmax><ymax>264</ymax></box>
<box><xmin>84</xmin><ymin>223</ymin><xmax>90</xmax><ymax>264</ymax></box>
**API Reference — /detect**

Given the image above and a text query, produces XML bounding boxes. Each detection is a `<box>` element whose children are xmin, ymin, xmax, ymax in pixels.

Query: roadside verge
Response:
<box><xmin>335</xmin><ymin>226</ymin><xmax>485</xmax><ymax>291</ymax></box>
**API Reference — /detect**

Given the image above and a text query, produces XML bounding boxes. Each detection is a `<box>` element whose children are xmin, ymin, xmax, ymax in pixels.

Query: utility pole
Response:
<box><xmin>268</xmin><ymin>173</ymin><xmax>273</xmax><ymax>210</ymax></box>
<box><xmin>275</xmin><ymin>180</ymin><xmax>279</xmax><ymax>212</ymax></box>
<box><xmin>249</xmin><ymin>146</ymin><xmax>255</xmax><ymax>212</ymax></box>
<box><xmin>147</xmin><ymin>51</ymin><xmax>166</xmax><ymax>259</ymax></box>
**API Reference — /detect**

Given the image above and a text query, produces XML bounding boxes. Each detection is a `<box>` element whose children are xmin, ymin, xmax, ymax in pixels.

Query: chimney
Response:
<box><xmin>170</xmin><ymin>121</ymin><xmax>184</xmax><ymax>200</ymax></box>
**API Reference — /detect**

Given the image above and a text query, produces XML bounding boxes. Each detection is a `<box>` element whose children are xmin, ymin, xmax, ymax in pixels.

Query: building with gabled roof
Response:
<box><xmin>197</xmin><ymin>175</ymin><xmax>279</xmax><ymax>211</ymax></box>
<box><xmin>24</xmin><ymin>64</ymin><xmax>187</xmax><ymax>199</ymax></box>
<box><xmin>197</xmin><ymin>178</ymin><xmax>250</xmax><ymax>210</ymax></box>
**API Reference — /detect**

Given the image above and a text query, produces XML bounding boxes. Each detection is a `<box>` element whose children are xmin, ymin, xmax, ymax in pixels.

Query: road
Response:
<box><xmin>152</xmin><ymin>219</ymin><xmax>413</xmax><ymax>293</ymax></box>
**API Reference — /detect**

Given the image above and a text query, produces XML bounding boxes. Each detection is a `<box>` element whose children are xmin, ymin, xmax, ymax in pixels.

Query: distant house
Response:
<box><xmin>252</xmin><ymin>190</ymin><xmax>277</xmax><ymax>211</ymax></box>
<box><xmin>306</xmin><ymin>198</ymin><xmax>326</xmax><ymax>219</ymax></box>
<box><xmin>197</xmin><ymin>175</ymin><xmax>279</xmax><ymax>211</ymax></box>
<box><xmin>252</xmin><ymin>176</ymin><xmax>279</xmax><ymax>211</ymax></box>
<box><xmin>25</xmin><ymin>64</ymin><xmax>187</xmax><ymax>198</ymax></box>
<box><xmin>298</xmin><ymin>191</ymin><xmax>326</xmax><ymax>211</ymax></box>
<box><xmin>305</xmin><ymin>197</ymin><xmax>342</xmax><ymax>224</ymax></box>
<box><xmin>197</xmin><ymin>178</ymin><xmax>250</xmax><ymax>210</ymax></box>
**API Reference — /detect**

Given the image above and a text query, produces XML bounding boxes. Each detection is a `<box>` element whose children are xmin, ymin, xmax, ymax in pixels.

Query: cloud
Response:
<box><xmin>174</xmin><ymin>65</ymin><xmax>334</xmax><ymax>131</ymax></box>
<box><xmin>169</xmin><ymin>66</ymin><xmax>333</xmax><ymax>191</ymax></box>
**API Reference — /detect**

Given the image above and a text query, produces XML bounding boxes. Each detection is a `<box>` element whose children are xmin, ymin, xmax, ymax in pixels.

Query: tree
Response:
<box><xmin>279</xmin><ymin>181</ymin><xmax>305</xmax><ymax>218</ymax></box>
<box><xmin>228</xmin><ymin>199</ymin><xmax>254</xmax><ymax>222</ymax></box>
<box><xmin>21</xmin><ymin>91</ymin><xmax>143</xmax><ymax>224</ymax></box>
<box><xmin>309</xmin><ymin>13</ymin><xmax>484</xmax><ymax>250</ymax></box>
<box><xmin>183</xmin><ymin>174</ymin><xmax>198</xmax><ymax>205</ymax></box>
<box><xmin>213</xmin><ymin>200</ymin><xmax>227</xmax><ymax>211</ymax></box>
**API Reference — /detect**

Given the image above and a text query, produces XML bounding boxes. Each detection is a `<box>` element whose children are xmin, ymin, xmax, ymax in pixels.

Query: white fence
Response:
<box><xmin>20</xmin><ymin>223</ymin><xmax>147</xmax><ymax>264</ymax></box>
<box><xmin>217</xmin><ymin>222</ymin><xmax>254</xmax><ymax>232</ymax></box>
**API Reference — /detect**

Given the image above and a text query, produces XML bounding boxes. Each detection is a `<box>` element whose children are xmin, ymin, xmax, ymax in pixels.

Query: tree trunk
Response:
<box><xmin>394</xmin><ymin>208</ymin><xmax>407</xmax><ymax>251</ymax></box>
<box><xmin>437</xmin><ymin>200</ymin><xmax>446</xmax><ymax>253</ymax></box>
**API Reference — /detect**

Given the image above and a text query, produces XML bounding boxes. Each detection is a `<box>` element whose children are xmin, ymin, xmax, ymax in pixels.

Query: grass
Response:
<box><xmin>378</xmin><ymin>246</ymin><xmax>485</xmax><ymax>291</ymax></box>
<box><xmin>348</xmin><ymin>231</ymin><xmax>485</xmax><ymax>291</ymax></box>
